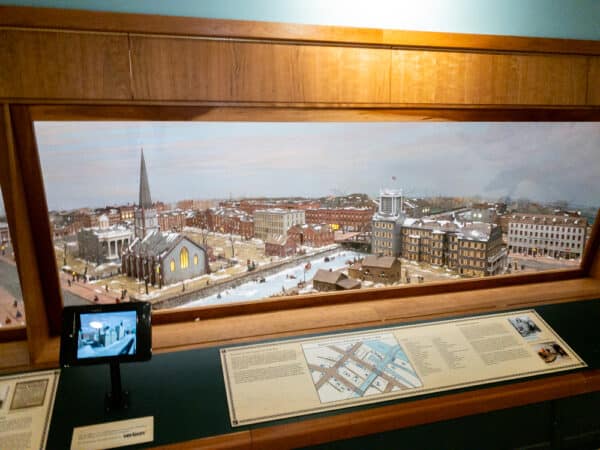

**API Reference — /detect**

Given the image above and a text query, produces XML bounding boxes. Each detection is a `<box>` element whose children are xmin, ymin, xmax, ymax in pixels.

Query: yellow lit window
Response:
<box><xmin>194</xmin><ymin>254</ymin><xmax>198</xmax><ymax>265</ymax></box>
<box><xmin>170</xmin><ymin>259</ymin><xmax>175</xmax><ymax>272</ymax></box>
<box><xmin>180</xmin><ymin>247</ymin><xmax>189</xmax><ymax>269</ymax></box>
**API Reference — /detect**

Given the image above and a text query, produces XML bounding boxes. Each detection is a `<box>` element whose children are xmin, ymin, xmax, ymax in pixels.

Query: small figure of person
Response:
<box><xmin>93</xmin><ymin>295</ymin><xmax>99</xmax><ymax>302</ymax></box>
<box><xmin>105</xmin><ymin>284</ymin><xmax>109</xmax><ymax>292</ymax></box>
<box><xmin>67</xmin><ymin>279</ymin><xmax>71</xmax><ymax>287</ymax></box>
<box><xmin>115</xmin><ymin>297</ymin><xmax>120</xmax><ymax>304</ymax></box>
<box><xmin>16</xmin><ymin>310</ymin><xmax>22</xmax><ymax>319</ymax></box>
<box><xmin>13</xmin><ymin>299</ymin><xmax>18</xmax><ymax>308</ymax></box>
<box><xmin>5</xmin><ymin>316</ymin><xmax>12</xmax><ymax>324</ymax></box>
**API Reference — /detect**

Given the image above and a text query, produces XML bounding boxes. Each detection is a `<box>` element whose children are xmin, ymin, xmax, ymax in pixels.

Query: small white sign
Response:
<box><xmin>70</xmin><ymin>416</ymin><xmax>154</xmax><ymax>450</ymax></box>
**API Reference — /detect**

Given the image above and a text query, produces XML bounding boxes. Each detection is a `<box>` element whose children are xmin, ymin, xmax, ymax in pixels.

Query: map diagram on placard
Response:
<box><xmin>302</xmin><ymin>333</ymin><xmax>423</xmax><ymax>403</ymax></box>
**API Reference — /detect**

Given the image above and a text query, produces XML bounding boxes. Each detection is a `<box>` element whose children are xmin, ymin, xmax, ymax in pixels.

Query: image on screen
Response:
<box><xmin>77</xmin><ymin>311</ymin><xmax>137</xmax><ymax>359</ymax></box>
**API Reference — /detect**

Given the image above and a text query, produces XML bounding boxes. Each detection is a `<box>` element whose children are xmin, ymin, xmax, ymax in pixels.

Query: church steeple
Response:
<box><xmin>134</xmin><ymin>149</ymin><xmax>159</xmax><ymax>239</ymax></box>
<box><xmin>139</xmin><ymin>149</ymin><xmax>153</xmax><ymax>209</ymax></box>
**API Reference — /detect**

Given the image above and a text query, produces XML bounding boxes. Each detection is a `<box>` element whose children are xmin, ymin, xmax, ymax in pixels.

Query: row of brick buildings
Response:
<box><xmin>51</xmin><ymin>198</ymin><xmax>375</xmax><ymax>245</ymax></box>
<box><xmin>188</xmin><ymin>205</ymin><xmax>373</xmax><ymax>241</ymax></box>
<box><xmin>265</xmin><ymin>223</ymin><xmax>336</xmax><ymax>257</ymax></box>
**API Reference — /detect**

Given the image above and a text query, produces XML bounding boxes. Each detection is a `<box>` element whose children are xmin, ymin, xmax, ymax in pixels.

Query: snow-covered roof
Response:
<box><xmin>128</xmin><ymin>230</ymin><xmax>205</xmax><ymax>258</ymax></box>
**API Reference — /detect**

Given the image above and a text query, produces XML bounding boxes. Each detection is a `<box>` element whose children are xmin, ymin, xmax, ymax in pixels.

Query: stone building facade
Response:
<box><xmin>122</xmin><ymin>232</ymin><xmax>209</xmax><ymax>286</ymax></box>
<box><xmin>371</xmin><ymin>189</ymin><xmax>405</xmax><ymax>257</ymax></box>
<box><xmin>507</xmin><ymin>213</ymin><xmax>588</xmax><ymax>259</ymax></box>
<box><xmin>400</xmin><ymin>218</ymin><xmax>507</xmax><ymax>277</ymax></box>
<box><xmin>253</xmin><ymin>209</ymin><xmax>305</xmax><ymax>240</ymax></box>
<box><xmin>77</xmin><ymin>214</ymin><xmax>133</xmax><ymax>264</ymax></box>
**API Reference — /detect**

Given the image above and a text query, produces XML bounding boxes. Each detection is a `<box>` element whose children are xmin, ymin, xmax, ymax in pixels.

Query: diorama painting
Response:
<box><xmin>0</xmin><ymin>189</ymin><xmax>25</xmax><ymax>328</ymax></box>
<box><xmin>18</xmin><ymin>121</ymin><xmax>599</xmax><ymax>311</ymax></box>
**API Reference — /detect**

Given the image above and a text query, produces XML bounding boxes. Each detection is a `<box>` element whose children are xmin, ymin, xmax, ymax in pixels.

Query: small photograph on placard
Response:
<box><xmin>508</xmin><ymin>315</ymin><xmax>541</xmax><ymax>341</ymax></box>
<box><xmin>535</xmin><ymin>341</ymin><xmax>570</xmax><ymax>364</ymax></box>
<box><xmin>10</xmin><ymin>379</ymin><xmax>48</xmax><ymax>410</ymax></box>
<box><xmin>0</xmin><ymin>383</ymin><xmax>9</xmax><ymax>410</ymax></box>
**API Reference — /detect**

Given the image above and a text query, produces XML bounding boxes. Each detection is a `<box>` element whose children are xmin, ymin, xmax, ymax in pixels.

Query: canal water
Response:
<box><xmin>180</xmin><ymin>250</ymin><xmax>365</xmax><ymax>308</ymax></box>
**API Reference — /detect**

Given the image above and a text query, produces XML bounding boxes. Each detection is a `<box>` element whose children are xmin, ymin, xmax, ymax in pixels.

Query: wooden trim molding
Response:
<box><xmin>583</xmin><ymin>209</ymin><xmax>600</xmax><ymax>278</ymax></box>
<box><xmin>27</xmin><ymin>105</ymin><xmax>600</xmax><ymax>122</ymax></box>
<box><xmin>151</xmin><ymin>369</ymin><xmax>600</xmax><ymax>449</ymax></box>
<box><xmin>1</xmin><ymin>5</ymin><xmax>600</xmax><ymax>56</ymax></box>
<box><xmin>7</xmin><ymin>106</ymin><xmax>62</xmax><ymax>339</ymax></box>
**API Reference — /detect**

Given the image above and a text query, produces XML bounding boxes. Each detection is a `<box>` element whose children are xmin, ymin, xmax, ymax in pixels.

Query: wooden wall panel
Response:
<box><xmin>588</xmin><ymin>57</ymin><xmax>600</xmax><ymax>105</ymax></box>
<box><xmin>130</xmin><ymin>36</ymin><xmax>390</xmax><ymax>103</ymax></box>
<box><xmin>391</xmin><ymin>50</ymin><xmax>588</xmax><ymax>105</ymax></box>
<box><xmin>0</xmin><ymin>29</ymin><xmax>131</xmax><ymax>100</ymax></box>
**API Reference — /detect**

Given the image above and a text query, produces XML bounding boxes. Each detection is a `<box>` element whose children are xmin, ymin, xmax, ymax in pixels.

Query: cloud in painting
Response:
<box><xmin>33</xmin><ymin>122</ymin><xmax>600</xmax><ymax>210</ymax></box>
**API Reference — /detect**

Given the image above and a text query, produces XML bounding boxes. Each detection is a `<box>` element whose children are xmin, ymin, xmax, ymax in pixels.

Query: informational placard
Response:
<box><xmin>221</xmin><ymin>310</ymin><xmax>586</xmax><ymax>426</ymax></box>
<box><xmin>0</xmin><ymin>370</ymin><xmax>60</xmax><ymax>450</ymax></box>
<box><xmin>70</xmin><ymin>416</ymin><xmax>154</xmax><ymax>450</ymax></box>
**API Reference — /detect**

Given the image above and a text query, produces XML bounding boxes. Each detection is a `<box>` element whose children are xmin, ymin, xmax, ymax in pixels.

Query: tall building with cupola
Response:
<box><xmin>371</xmin><ymin>189</ymin><xmax>405</xmax><ymax>257</ymax></box>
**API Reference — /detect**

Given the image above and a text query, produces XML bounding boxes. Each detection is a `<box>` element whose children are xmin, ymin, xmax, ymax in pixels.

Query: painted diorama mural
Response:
<box><xmin>11</xmin><ymin>121</ymin><xmax>597</xmax><ymax>311</ymax></box>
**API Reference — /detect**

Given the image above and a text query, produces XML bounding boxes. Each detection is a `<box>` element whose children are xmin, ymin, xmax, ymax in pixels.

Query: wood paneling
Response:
<box><xmin>3</xmin><ymin>6</ymin><xmax>600</xmax><ymax>56</ymax></box>
<box><xmin>130</xmin><ymin>36</ymin><xmax>390</xmax><ymax>103</ymax></box>
<box><xmin>0</xmin><ymin>28</ymin><xmax>131</xmax><ymax>100</ymax></box>
<box><xmin>146</xmin><ymin>370</ymin><xmax>600</xmax><ymax>449</ymax></box>
<box><xmin>8</xmin><ymin>106</ymin><xmax>63</xmax><ymax>341</ymax></box>
<box><xmin>156</xmin><ymin>431</ymin><xmax>251</xmax><ymax>450</ymax></box>
<box><xmin>584</xmin><ymin>210</ymin><xmax>600</xmax><ymax>278</ymax></box>
<box><xmin>588</xmin><ymin>57</ymin><xmax>600</xmax><ymax>105</ymax></box>
<box><xmin>1</xmin><ymin>105</ymin><xmax>49</xmax><ymax>362</ymax></box>
<box><xmin>249</xmin><ymin>370</ymin><xmax>600</xmax><ymax>450</ymax></box>
<box><xmin>28</xmin><ymin>105</ymin><xmax>600</xmax><ymax>123</ymax></box>
<box><xmin>0</xmin><ymin>341</ymin><xmax>29</xmax><ymax>371</ymax></box>
<box><xmin>391</xmin><ymin>50</ymin><xmax>589</xmax><ymax>105</ymax></box>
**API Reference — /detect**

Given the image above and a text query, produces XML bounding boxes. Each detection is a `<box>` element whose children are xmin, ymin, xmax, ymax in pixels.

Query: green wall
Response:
<box><xmin>1</xmin><ymin>0</ymin><xmax>599</xmax><ymax>40</ymax></box>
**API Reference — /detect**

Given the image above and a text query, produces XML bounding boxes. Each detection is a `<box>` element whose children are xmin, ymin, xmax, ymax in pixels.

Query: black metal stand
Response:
<box><xmin>105</xmin><ymin>361</ymin><xmax>129</xmax><ymax>412</ymax></box>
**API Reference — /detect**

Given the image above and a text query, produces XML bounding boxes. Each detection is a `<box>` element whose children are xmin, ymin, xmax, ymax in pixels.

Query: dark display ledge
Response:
<box><xmin>47</xmin><ymin>298</ymin><xmax>600</xmax><ymax>449</ymax></box>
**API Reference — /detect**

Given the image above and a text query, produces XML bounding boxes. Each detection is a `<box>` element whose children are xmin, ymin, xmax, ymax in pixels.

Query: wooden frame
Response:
<box><xmin>1</xmin><ymin>5</ymin><xmax>600</xmax><ymax>447</ymax></box>
<box><xmin>2</xmin><ymin>103</ymin><xmax>599</xmax><ymax>359</ymax></box>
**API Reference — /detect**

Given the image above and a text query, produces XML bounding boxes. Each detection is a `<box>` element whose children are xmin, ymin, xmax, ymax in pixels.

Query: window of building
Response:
<box><xmin>170</xmin><ymin>260</ymin><xmax>176</xmax><ymax>272</ymax></box>
<box><xmin>194</xmin><ymin>254</ymin><xmax>199</xmax><ymax>265</ymax></box>
<box><xmin>180</xmin><ymin>247</ymin><xmax>189</xmax><ymax>269</ymax></box>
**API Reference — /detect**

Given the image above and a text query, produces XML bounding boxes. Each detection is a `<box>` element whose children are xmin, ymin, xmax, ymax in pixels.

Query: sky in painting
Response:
<box><xmin>31</xmin><ymin>121</ymin><xmax>600</xmax><ymax>211</ymax></box>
